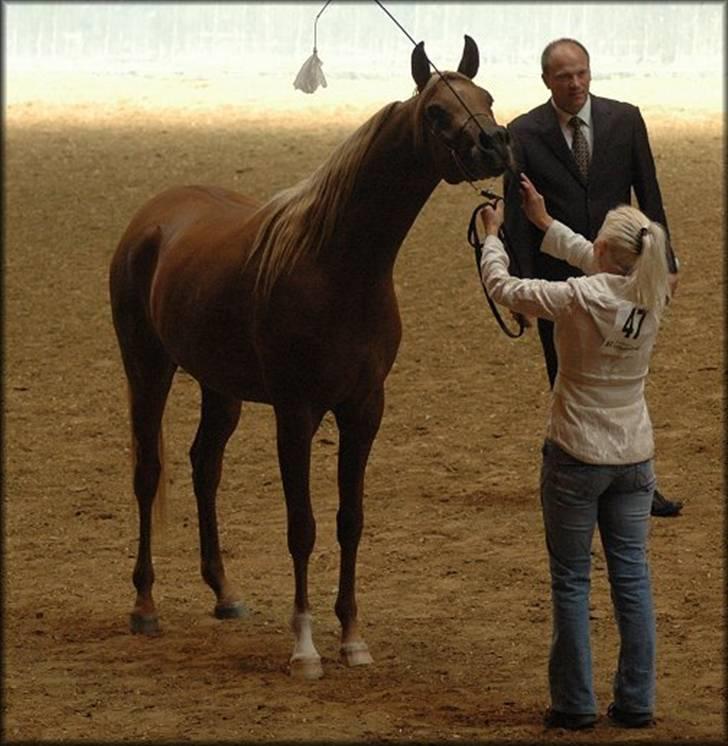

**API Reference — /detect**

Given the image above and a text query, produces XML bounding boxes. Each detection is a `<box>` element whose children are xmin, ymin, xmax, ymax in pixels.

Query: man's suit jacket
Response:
<box><xmin>504</xmin><ymin>94</ymin><xmax>673</xmax><ymax>281</ymax></box>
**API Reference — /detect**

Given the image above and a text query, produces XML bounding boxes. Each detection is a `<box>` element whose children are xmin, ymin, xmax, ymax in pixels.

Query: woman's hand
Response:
<box><xmin>479</xmin><ymin>200</ymin><xmax>504</xmax><ymax>236</ymax></box>
<box><xmin>519</xmin><ymin>173</ymin><xmax>553</xmax><ymax>232</ymax></box>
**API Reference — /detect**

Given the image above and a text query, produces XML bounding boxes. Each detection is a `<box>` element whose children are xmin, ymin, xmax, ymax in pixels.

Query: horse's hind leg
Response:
<box><xmin>126</xmin><ymin>353</ymin><xmax>176</xmax><ymax>636</ymax></box>
<box><xmin>111</xmin><ymin>224</ymin><xmax>176</xmax><ymax>635</ymax></box>
<box><xmin>190</xmin><ymin>386</ymin><xmax>245</xmax><ymax>619</ymax></box>
<box><xmin>333</xmin><ymin>388</ymin><xmax>384</xmax><ymax>667</ymax></box>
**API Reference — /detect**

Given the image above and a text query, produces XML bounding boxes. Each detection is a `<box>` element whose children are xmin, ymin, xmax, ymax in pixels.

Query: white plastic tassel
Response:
<box><xmin>293</xmin><ymin>49</ymin><xmax>328</xmax><ymax>94</ymax></box>
<box><xmin>294</xmin><ymin>0</ymin><xmax>332</xmax><ymax>94</ymax></box>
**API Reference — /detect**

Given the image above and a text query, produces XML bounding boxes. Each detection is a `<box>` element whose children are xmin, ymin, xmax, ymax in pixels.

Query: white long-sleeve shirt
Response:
<box><xmin>480</xmin><ymin>220</ymin><xmax>662</xmax><ymax>464</ymax></box>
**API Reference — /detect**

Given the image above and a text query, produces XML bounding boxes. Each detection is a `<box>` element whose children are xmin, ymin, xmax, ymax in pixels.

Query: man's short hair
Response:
<box><xmin>541</xmin><ymin>38</ymin><xmax>591</xmax><ymax>73</ymax></box>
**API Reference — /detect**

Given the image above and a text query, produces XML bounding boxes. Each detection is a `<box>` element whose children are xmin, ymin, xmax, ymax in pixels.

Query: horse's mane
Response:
<box><xmin>246</xmin><ymin>100</ymin><xmax>402</xmax><ymax>299</ymax></box>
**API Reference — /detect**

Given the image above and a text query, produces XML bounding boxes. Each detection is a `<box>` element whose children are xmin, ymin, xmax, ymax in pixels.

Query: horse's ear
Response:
<box><xmin>457</xmin><ymin>34</ymin><xmax>479</xmax><ymax>79</ymax></box>
<box><xmin>411</xmin><ymin>41</ymin><xmax>431</xmax><ymax>92</ymax></box>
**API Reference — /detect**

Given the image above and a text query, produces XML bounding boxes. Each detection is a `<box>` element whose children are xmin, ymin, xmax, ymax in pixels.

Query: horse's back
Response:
<box><xmin>118</xmin><ymin>184</ymin><xmax>259</xmax><ymax>249</ymax></box>
<box><xmin>112</xmin><ymin>183</ymin><xmax>263</xmax><ymax>297</ymax></box>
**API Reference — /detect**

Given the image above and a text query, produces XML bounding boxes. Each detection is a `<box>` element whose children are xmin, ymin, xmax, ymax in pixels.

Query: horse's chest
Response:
<box><xmin>262</xmin><ymin>290</ymin><xmax>402</xmax><ymax>403</ymax></box>
<box><xmin>287</xmin><ymin>316</ymin><xmax>400</xmax><ymax>376</ymax></box>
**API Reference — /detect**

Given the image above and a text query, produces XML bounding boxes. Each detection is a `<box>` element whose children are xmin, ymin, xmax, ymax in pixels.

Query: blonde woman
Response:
<box><xmin>480</xmin><ymin>174</ymin><xmax>676</xmax><ymax>731</ymax></box>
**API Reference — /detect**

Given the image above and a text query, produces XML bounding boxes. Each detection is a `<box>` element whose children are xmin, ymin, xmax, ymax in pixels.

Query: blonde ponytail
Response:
<box><xmin>598</xmin><ymin>205</ymin><xmax>671</xmax><ymax>312</ymax></box>
<box><xmin>630</xmin><ymin>221</ymin><xmax>670</xmax><ymax>312</ymax></box>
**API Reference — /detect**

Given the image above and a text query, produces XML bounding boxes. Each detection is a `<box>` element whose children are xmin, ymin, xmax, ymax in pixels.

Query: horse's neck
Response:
<box><xmin>338</xmin><ymin>101</ymin><xmax>439</xmax><ymax>278</ymax></box>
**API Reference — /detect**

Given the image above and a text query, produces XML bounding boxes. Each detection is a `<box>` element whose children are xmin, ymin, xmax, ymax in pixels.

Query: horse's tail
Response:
<box><xmin>126</xmin><ymin>382</ymin><xmax>168</xmax><ymax>543</ymax></box>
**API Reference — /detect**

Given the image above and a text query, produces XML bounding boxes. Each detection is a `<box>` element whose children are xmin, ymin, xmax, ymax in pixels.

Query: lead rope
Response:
<box><xmin>466</xmin><ymin>191</ymin><xmax>525</xmax><ymax>338</ymax></box>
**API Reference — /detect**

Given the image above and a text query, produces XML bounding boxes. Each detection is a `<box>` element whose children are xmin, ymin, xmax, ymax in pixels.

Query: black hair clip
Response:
<box><xmin>636</xmin><ymin>225</ymin><xmax>649</xmax><ymax>253</ymax></box>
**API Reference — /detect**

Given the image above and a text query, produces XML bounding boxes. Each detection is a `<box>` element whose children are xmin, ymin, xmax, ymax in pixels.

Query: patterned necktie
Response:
<box><xmin>569</xmin><ymin>116</ymin><xmax>590</xmax><ymax>180</ymax></box>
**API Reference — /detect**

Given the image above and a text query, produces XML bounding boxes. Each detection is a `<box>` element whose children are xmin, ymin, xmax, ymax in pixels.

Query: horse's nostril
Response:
<box><xmin>479</xmin><ymin>131</ymin><xmax>493</xmax><ymax>150</ymax></box>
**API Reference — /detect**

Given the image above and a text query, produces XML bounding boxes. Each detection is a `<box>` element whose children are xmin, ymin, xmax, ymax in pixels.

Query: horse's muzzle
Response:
<box><xmin>473</xmin><ymin>125</ymin><xmax>513</xmax><ymax>178</ymax></box>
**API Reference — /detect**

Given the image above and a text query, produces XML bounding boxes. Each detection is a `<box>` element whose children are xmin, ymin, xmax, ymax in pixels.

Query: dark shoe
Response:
<box><xmin>651</xmin><ymin>488</ymin><xmax>683</xmax><ymax>517</ymax></box>
<box><xmin>607</xmin><ymin>702</ymin><xmax>654</xmax><ymax>728</ymax></box>
<box><xmin>544</xmin><ymin>707</ymin><xmax>597</xmax><ymax>730</ymax></box>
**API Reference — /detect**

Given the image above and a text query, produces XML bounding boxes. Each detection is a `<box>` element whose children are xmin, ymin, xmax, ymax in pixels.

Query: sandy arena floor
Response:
<box><xmin>3</xmin><ymin>68</ymin><xmax>724</xmax><ymax>742</ymax></box>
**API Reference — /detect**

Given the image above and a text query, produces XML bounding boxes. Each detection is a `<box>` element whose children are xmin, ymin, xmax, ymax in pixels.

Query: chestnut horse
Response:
<box><xmin>109</xmin><ymin>36</ymin><xmax>511</xmax><ymax>679</ymax></box>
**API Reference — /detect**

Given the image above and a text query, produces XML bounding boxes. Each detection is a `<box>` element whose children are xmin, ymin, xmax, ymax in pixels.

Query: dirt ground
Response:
<box><xmin>3</xmin><ymin>70</ymin><xmax>724</xmax><ymax>743</ymax></box>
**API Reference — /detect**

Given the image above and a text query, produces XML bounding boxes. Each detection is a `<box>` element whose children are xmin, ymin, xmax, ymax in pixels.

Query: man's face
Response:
<box><xmin>542</xmin><ymin>43</ymin><xmax>591</xmax><ymax>114</ymax></box>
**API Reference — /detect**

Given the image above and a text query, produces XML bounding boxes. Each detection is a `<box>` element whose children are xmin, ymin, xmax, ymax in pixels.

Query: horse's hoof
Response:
<box><xmin>289</xmin><ymin>655</ymin><xmax>324</xmax><ymax>680</ymax></box>
<box><xmin>130</xmin><ymin>613</ymin><xmax>160</xmax><ymax>636</ymax></box>
<box><xmin>340</xmin><ymin>641</ymin><xmax>373</xmax><ymax>667</ymax></box>
<box><xmin>214</xmin><ymin>600</ymin><xmax>248</xmax><ymax>620</ymax></box>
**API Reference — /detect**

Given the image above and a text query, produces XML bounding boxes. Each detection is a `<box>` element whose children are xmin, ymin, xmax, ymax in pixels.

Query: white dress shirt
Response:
<box><xmin>551</xmin><ymin>95</ymin><xmax>593</xmax><ymax>156</ymax></box>
<box><xmin>480</xmin><ymin>220</ymin><xmax>663</xmax><ymax>465</ymax></box>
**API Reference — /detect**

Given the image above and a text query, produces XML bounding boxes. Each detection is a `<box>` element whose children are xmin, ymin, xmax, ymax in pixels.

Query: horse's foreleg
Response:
<box><xmin>333</xmin><ymin>388</ymin><xmax>384</xmax><ymax>667</ymax></box>
<box><xmin>190</xmin><ymin>386</ymin><xmax>245</xmax><ymax>619</ymax></box>
<box><xmin>275</xmin><ymin>403</ymin><xmax>323</xmax><ymax>679</ymax></box>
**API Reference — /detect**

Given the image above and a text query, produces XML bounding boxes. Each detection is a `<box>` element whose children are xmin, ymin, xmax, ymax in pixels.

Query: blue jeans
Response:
<box><xmin>540</xmin><ymin>439</ymin><xmax>656</xmax><ymax>716</ymax></box>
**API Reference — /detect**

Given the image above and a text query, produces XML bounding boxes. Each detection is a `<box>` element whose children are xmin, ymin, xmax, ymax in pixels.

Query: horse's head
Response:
<box><xmin>412</xmin><ymin>36</ymin><xmax>514</xmax><ymax>184</ymax></box>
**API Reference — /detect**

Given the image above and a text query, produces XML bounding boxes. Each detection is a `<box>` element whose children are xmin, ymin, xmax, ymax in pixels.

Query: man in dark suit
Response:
<box><xmin>504</xmin><ymin>38</ymin><xmax>682</xmax><ymax>517</ymax></box>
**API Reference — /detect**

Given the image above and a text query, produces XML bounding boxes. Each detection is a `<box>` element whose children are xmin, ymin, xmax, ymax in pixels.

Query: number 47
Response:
<box><xmin>622</xmin><ymin>307</ymin><xmax>647</xmax><ymax>339</ymax></box>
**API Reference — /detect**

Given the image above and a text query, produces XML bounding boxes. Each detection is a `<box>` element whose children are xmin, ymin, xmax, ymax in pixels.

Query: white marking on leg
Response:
<box><xmin>291</xmin><ymin>611</ymin><xmax>319</xmax><ymax>659</ymax></box>
<box><xmin>289</xmin><ymin>611</ymin><xmax>323</xmax><ymax>678</ymax></box>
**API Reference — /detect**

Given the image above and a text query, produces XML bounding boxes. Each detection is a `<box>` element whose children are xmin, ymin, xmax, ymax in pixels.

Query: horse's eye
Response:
<box><xmin>425</xmin><ymin>103</ymin><xmax>451</xmax><ymax>133</ymax></box>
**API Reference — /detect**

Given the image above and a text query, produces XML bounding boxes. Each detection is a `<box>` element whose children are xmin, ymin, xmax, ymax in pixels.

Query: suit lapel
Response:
<box><xmin>588</xmin><ymin>95</ymin><xmax>614</xmax><ymax>179</ymax></box>
<box><xmin>537</xmin><ymin>102</ymin><xmax>586</xmax><ymax>186</ymax></box>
